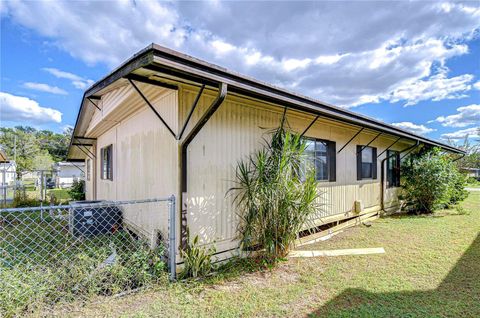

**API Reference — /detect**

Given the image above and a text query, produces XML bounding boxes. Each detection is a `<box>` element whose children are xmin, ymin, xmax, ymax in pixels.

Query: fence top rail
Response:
<box><xmin>0</xmin><ymin>196</ymin><xmax>175</xmax><ymax>213</ymax></box>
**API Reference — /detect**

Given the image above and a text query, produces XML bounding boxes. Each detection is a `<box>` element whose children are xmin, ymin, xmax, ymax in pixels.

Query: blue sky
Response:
<box><xmin>1</xmin><ymin>1</ymin><xmax>479</xmax><ymax>144</ymax></box>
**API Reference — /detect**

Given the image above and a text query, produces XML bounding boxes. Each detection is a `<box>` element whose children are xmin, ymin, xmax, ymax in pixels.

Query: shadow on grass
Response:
<box><xmin>310</xmin><ymin>233</ymin><xmax>480</xmax><ymax>317</ymax></box>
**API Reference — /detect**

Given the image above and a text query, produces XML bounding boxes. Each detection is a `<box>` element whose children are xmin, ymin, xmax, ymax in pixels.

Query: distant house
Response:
<box><xmin>461</xmin><ymin>167</ymin><xmax>480</xmax><ymax>180</ymax></box>
<box><xmin>0</xmin><ymin>147</ymin><xmax>16</xmax><ymax>186</ymax></box>
<box><xmin>53</xmin><ymin>162</ymin><xmax>85</xmax><ymax>188</ymax></box>
<box><xmin>0</xmin><ymin>162</ymin><xmax>16</xmax><ymax>186</ymax></box>
<box><xmin>67</xmin><ymin>44</ymin><xmax>464</xmax><ymax>261</ymax></box>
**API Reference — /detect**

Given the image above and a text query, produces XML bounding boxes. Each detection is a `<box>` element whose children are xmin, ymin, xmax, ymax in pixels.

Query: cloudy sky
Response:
<box><xmin>1</xmin><ymin>0</ymin><xmax>479</xmax><ymax>142</ymax></box>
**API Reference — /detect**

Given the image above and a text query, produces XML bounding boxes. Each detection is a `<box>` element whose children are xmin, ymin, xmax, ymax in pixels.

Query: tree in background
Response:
<box><xmin>0</xmin><ymin>126</ymin><xmax>71</xmax><ymax>176</ymax></box>
<box><xmin>0</xmin><ymin>127</ymin><xmax>39</xmax><ymax>175</ymax></box>
<box><xmin>33</xmin><ymin>150</ymin><xmax>54</xmax><ymax>171</ymax></box>
<box><xmin>35</xmin><ymin>127</ymin><xmax>72</xmax><ymax>162</ymax></box>
<box><xmin>446</xmin><ymin>128</ymin><xmax>480</xmax><ymax>169</ymax></box>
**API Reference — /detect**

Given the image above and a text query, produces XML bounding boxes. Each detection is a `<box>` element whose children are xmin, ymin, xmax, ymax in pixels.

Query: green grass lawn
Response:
<box><xmin>45</xmin><ymin>192</ymin><xmax>480</xmax><ymax>317</ymax></box>
<box><xmin>47</xmin><ymin>188</ymin><xmax>72</xmax><ymax>201</ymax></box>
<box><xmin>466</xmin><ymin>183</ymin><xmax>480</xmax><ymax>189</ymax></box>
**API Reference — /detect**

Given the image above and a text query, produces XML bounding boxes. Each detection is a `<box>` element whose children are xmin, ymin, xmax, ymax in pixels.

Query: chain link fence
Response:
<box><xmin>0</xmin><ymin>168</ymin><xmax>17</xmax><ymax>207</ymax></box>
<box><xmin>1</xmin><ymin>167</ymin><xmax>86</xmax><ymax>207</ymax></box>
<box><xmin>0</xmin><ymin>196</ymin><xmax>176</xmax><ymax>317</ymax></box>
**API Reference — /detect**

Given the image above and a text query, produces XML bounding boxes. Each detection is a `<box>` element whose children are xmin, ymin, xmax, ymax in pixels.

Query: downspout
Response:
<box><xmin>178</xmin><ymin>83</ymin><xmax>228</xmax><ymax>248</ymax></box>
<box><xmin>380</xmin><ymin>140</ymin><xmax>419</xmax><ymax>212</ymax></box>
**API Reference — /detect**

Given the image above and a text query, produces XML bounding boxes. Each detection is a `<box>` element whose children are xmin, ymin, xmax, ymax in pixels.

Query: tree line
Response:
<box><xmin>0</xmin><ymin>126</ymin><xmax>72</xmax><ymax>175</ymax></box>
<box><xmin>446</xmin><ymin>128</ymin><xmax>480</xmax><ymax>170</ymax></box>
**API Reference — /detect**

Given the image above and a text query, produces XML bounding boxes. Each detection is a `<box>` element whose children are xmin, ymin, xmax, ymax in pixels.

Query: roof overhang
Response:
<box><xmin>0</xmin><ymin>148</ymin><xmax>8</xmax><ymax>163</ymax></box>
<box><xmin>67</xmin><ymin>43</ymin><xmax>464</xmax><ymax>160</ymax></box>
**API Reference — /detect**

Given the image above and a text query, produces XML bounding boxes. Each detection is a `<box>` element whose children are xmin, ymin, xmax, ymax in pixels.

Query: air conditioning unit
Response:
<box><xmin>69</xmin><ymin>201</ymin><xmax>122</xmax><ymax>237</ymax></box>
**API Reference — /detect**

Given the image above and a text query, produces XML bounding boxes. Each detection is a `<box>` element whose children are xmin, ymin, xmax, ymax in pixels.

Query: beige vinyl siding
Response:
<box><xmin>384</xmin><ymin>187</ymin><xmax>402</xmax><ymax>212</ymax></box>
<box><xmin>84</xmin><ymin>81</ymin><xmax>409</xmax><ymax>253</ymax></box>
<box><xmin>85</xmin><ymin>83</ymin><xmax>179</xmax><ymax>243</ymax></box>
<box><xmin>180</xmin><ymin>88</ymin><xmax>410</xmax><ymax>250</ymax></box>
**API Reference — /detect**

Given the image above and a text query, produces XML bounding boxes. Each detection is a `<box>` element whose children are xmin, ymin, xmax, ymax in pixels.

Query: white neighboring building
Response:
<box><xmin>0</xmin><ymin>161</ymin><xmax>16</xmax><ymax>186</ymax></box>
<box><xmin>1</xmin><ymin>147</ymin><xmax>16</xmax><ymax>186</ymax></box>
<box><xmin>53</xmin><ymin>162</ymin><xmax>85</xmax><ymax>188</ymax></box>
<box><xmin>461</xmin><ymin>167</ymin><xmax>480</xmax><ymax>180</ymax></box>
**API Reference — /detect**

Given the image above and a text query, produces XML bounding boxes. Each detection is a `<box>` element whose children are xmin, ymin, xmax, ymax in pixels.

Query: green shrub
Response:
<box><xmin>230</xmin><ymin>120</ymin><xmax>321</xmax><ymax>261</ymax></box>
<box><xmin>179</xmin><ymin>234</ymin><xmax>216</xmax><ymax>279</ymax></box>
<box><xmin>466</xmin><ymin>176</ymin><xmax>480</xmax><ymax>186</ymax></box>
<box><xmin>401</xmin><ymin>148</ymin><xmax>468</xmax><ymax>213</ymax></box>
<box><xmin>447</xmin><ymin>168</ymin><xmax>468</xmax><ymax>206</ymax></box>
<box><xmin>68</xmin><ymin>179</ymin><xmax>85</xmax><ymax>201</ymax></box>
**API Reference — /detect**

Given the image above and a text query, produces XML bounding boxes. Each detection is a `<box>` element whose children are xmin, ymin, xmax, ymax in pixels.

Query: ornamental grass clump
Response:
<box><xmin>230</xmin><ymin>120</ymin><xmax>321</xmax><ymax>261</ymax></box>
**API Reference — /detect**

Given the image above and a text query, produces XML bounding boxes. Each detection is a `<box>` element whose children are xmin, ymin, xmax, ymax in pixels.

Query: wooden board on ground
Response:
<box><xmin>289</xmin><ymin>247</ymin><xmax>385</xmax><ymax>258</ymax></box>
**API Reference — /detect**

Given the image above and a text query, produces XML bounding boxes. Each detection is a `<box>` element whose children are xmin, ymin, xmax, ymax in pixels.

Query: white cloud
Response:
<box><xmin>474</xmin><ymin>81</ymin><xmax>480</xmax><ymax>90</ymax></box>
<box><xmin>71</xmin><ymin>80</ymin><xmax>94</xmax><ymax>90</ymax></box>
<box><xmin>43</xmin><ymin>68</ymin><xmax>82</xmax><ymax>81</ymax></box>
<box><xmin>390</xmin><ymin>72</ymin><xmax>473</xmax><ymax>107</ymax></box>
<box><xmin>391</xmin><ymin>122</ymin><xmax>436</xmax><ymax>135</ymax></box>
<box><xmin>433</xmin><ymin>104</ymin><xmax>480</xmax><ymax>127</ymax></box>
<box><xmin>0</xmin><ymin>92</ymin><xmax>62</xmax><ymax>124</ymax></box>
<box><xmin>62</xmin><ymin>124</ymin><xmax>73</xmax><ymax>133</ymax></box>
<box><xmin>23</xmin><ymin>82</ymin><xmax>68</xmax><ymax>95</ymax></box>
<box><xmin>43</xmin><ymin>68</ymin><xmax>94</xmax><ymax>89</ymax></box>
<box><xmin>442</xmin><ymin>127</ymin><xmax>480</xmax><ymax>140</ymax></box>
<box><xmin>2</xmin><ymin>1</ymin><xmax>480</xmax><ymax>106</ymax></box>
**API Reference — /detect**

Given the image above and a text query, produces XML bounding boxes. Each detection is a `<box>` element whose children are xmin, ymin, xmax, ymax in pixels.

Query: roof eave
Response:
<box><xmin>67</xmin><ymin>44</ymin><xmax>465</xmax><ymax>157</ymax></box>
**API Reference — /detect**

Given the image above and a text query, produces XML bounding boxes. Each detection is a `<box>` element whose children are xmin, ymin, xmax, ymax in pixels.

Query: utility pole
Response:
<box><xmin>14</xmin><ymin>134</ymin><xmax>17</xmax><ymax>163</ymax></box>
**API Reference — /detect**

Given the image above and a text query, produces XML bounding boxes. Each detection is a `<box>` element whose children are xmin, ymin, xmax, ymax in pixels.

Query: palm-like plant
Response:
<box><xmin>230</xmin><ymin>119</ymin><xmax>322</xmax><ymax>260</ymax></box>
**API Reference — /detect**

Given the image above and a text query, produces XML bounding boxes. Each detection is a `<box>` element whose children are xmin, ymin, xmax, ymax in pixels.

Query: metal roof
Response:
<box><xmin>68</xmin><ymin>43</ymin><xmax>464</xmax><ymax>159</ymax></box>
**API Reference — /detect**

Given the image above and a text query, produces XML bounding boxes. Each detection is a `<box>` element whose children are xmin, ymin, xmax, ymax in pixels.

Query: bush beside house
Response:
<box><xmin>401</xmin><ymin>148</ymin><xmax>468</xmax><ymax>214</ymax></box>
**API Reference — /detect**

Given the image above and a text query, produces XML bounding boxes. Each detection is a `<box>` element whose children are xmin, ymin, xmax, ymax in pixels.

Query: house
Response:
<box><xmin>0</xmin><ymin>146</ymin><xmax>16</xmax><ymax>186</ymax></box>
<box><xmin>0</xmin><ymin>161</ymin><xmax>16</xmax><ymax>186</ymax></box>
<box><xmin>0</xmin><ymin>148</ymin><xmax>16</xmax><ymax>205</ymax></box>
<box><xmin>53</xmin><ymin>161</ymin><xmax>85</xmax><ymax>188</ymax></box>
<box><xmin>67</xmin><ymin>44</ymin><xmax>464</xmax><ymax>261</ymax></box>
<box><xmin>461</xmin><ymin>167</ymin><xmax>480</xmax><ymax>181</ymax></box>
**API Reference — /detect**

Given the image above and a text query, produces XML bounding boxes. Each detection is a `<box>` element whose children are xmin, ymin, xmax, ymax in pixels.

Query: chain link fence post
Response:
<box><xmin>168</xmin><ymin>194</ymin><xmax>176</xmax><ymax>281</ymax></box>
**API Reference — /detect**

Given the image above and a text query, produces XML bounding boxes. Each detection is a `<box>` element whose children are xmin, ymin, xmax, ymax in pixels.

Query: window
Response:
<box><xmin>303</xmin><ymin>139</ymin><xmax>336</xmax><ymax>182</ymax></box>
<box><xmin>387</xmin><ymin>150</ymin><xmax>400</xmax><ymax>188</ymax></box>
<box><xmin>86</xmin><ymin>159</ymin><xmax>91</xmax><ymax>181</ymax></box>
<box><xmin>100</xmin><ymin>144</ymin><xmax>113</xmax><ymax>180</ymax></box>
<box><xmin>357</xmin><ymin>146</ymin><xmax>377</xmax><ymax>180</ymax></box>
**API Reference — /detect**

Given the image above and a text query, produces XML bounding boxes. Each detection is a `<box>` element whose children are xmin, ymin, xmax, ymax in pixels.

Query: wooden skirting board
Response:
<box><xmin>295</xmin><ymin>211</ymin><xmax>379</xmax><ymax>247</ymax></box>
<box><xmin>302</xmin><ymin>206</ymin><xmax>381</xmax><ymax>231</ymax></box>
